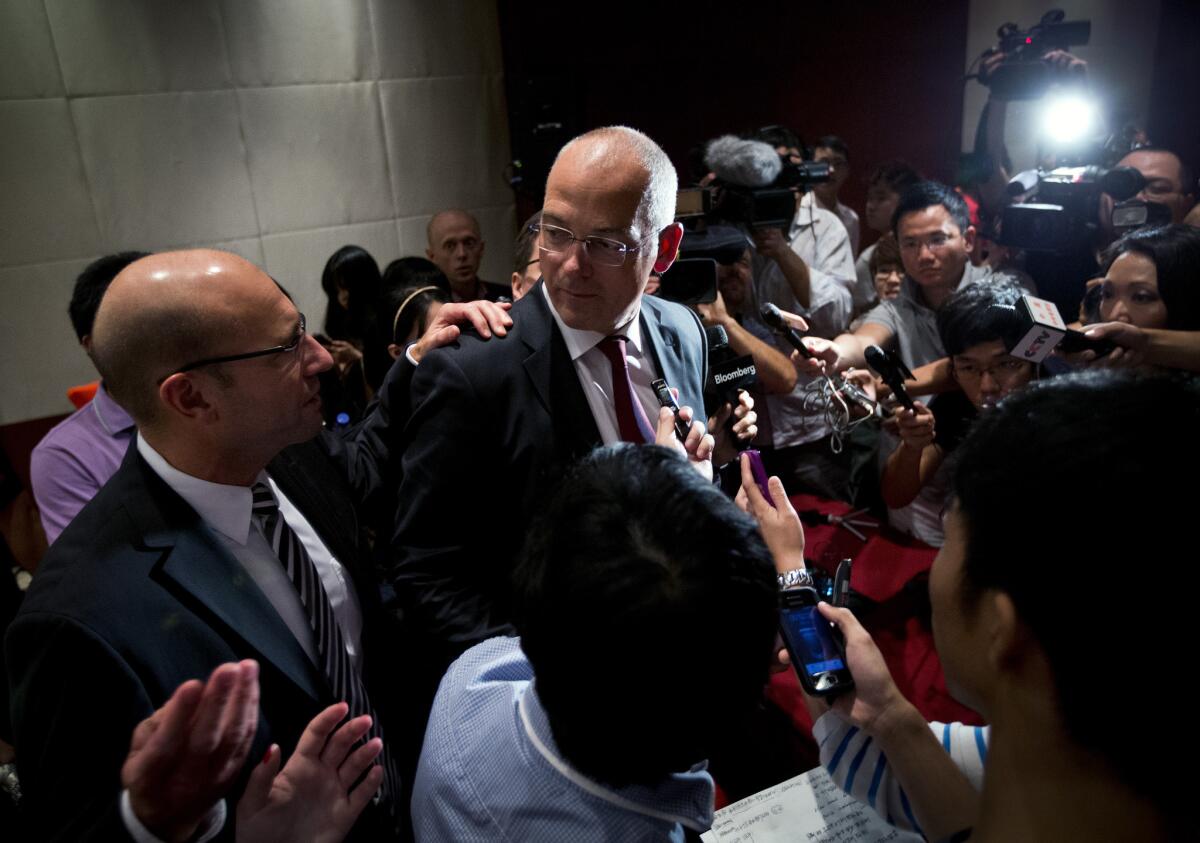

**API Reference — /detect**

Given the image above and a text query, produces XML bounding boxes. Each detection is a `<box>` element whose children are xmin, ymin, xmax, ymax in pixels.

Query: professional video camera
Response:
<box><xmin>973</xmin><ymin>9</ymin><xmax>1091</xmax><ymax>100</ymax></box>
<box><xmin>675</xmin><ymin>136</ymin><xmax>830</xmax><ymax>230</ymax></box>
<box><xmin>999</xmin><ymin>164</ymin><xmax>1148</xmax><ymax>252</ymax></box>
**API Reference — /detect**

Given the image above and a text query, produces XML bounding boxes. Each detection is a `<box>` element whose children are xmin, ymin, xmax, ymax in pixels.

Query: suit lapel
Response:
<box><xmin>124</xmin><ymin>452</ymin><xmax>325</xmax><ymax>703</ymax></box>
<box><xmin>520</xmin><ymin>283</ymin><xmax>601</xmax><ymax>459</ymax></box>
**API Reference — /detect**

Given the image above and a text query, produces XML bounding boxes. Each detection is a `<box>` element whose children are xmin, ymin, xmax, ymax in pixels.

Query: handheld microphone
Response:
<box><xmin>991</xmin><ymin>294</ymin><xmax>1116</xmax><ymax>362</ymax></box>
<box><xmin>865</xmin><ymin>345</ymin><xmax>916</xmax><ymax>411</ymax></box>
<box><xmin>760</xmin><ymin>303</ymin><xmax>814</xmax><ymax>359</ymax></box>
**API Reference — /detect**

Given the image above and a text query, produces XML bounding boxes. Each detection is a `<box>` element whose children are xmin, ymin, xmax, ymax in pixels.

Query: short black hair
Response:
<box><xmin>814</xmin><ymin>135</ymin><xmax>849</xmax><ymax>160</ymax></box>
<box><xmin>1125</xmin><ymin>145</ymin><xmax>1195</xmax><ymax>196</ymax></box>
<box><xmin>514</xmin><ymin>211</ymin><xmax>542</xmax><ymax>272</ymax></box>
<box><xmin>867</xmin><ymin>161</ymin><xmax>921</xmax><ymax>195</ymax></box>
<box><xmin>381</xmin><ymin>256</ymin><xmax>447</xmax><ymax>296</ymax></box>
<box><xmin>935</xmin><ymin>279</ymin><xmax>1026</xmax><ymax>356</ymax></box>
<box><xmin>952</xmin><ymin>370</ymin><xmax>1200</xmax><ymax>821</ymax></box>
<box><xmin>752</xmin><ymin>124</ymin><xmax>804</xmax><ymax>156</ymax></box>
<box><xmin>69</xmin><ymin>251</ymin><xmax>149</xmax><ymax>342</ymax></box>
<box><xmin>514</xmin><ymin>445</ymin><xmax>777</xmax><ymax>787</ymax></box>
<box><xmin>892</xmin><ymin>180</ymin><xmax>971</xmax><ymax>237</ymax></box>
<box><xmin>1100</xmin><ymin>223</ymin><xmax>1200</xmax><ymax>330</ymax></box>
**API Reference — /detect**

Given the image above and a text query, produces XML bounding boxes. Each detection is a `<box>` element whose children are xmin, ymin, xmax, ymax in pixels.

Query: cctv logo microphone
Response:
<box><xmin>991</xmin><ymin>295</ymin><xmax>1116</xmax><ymax>362</ymax></box>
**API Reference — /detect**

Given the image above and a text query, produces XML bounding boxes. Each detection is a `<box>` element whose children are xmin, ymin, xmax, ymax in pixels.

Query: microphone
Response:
<box><xmin>991</xmin><ymin>294</ymin><xmax>1116</xmax><ymax>362</ymax></box>
<box><xmin>704</xmin><ymin>136</ymin><xmax>782</xmax><ymax>188</ymax></box>
<box><xmin>759</xmin><ymin>303</ymin><xmax>814</xmax><ymax>359</ymax></box>
<box><xmin>704</xmin><ymin>323</ymin><xmax>758</xmax><ymax>410</ymax></box>
<box><xmin>865</xmin><ymin>345</ymin><xmax>916</xmax><ymax>411</ymax></box>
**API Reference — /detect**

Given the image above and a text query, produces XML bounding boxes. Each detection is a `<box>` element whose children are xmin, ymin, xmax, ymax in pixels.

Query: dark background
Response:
<box><xmin>497</xmin><ymin>0</ymin><xmax>1200</xmax><ymax>252</ymax></box>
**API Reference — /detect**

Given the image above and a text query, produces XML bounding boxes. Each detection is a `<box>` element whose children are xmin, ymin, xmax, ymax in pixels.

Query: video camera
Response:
<box><xmin>975</xmin><ymin>9</ymin><xmax>1091</xmax><ymax>100</ymax></box>
<box><xmin>675</xmin><ymin>136</ymin><xmax>830</xmax><ymax>230</ymax></box>
<box><xmin>999</xmin><ymin>164</ymin><xmax>1148</xmax><ymax>252</ymax></box>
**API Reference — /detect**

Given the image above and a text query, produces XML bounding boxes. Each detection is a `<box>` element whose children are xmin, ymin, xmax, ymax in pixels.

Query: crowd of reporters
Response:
<box><xmin>1</xmin><ymin>43</ymin><xmax>1199</xmax><ymax>843</ymax></box>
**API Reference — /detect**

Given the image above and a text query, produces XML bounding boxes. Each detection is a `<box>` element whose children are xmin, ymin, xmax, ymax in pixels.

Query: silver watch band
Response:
<box><xmin>777</xmin><ymin>568</ymin><xmax>813</xmax><ymax>590</ymax></box>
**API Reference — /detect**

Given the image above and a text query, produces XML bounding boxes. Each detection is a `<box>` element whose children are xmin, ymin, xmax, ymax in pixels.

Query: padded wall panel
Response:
<box><xmin>370</xmin><ymin>0</ymin><xmax>502</xmax><ymax>79</ymax></box>
<box><xmin>0</xmin><ymin>259</ymin><xmax>96</xmax><ymax>425</ymax></box>
<box><xmin>45</xmin><ymin>0</ymin><xmax>231</xmax><ymax>96</ymax></box>
<box><xmin>0</xmin><ymin>99</ymin><xmax>102</xmax><ymax>266</ymax></box>
<box><xmin>239</xmin><ymin>82</ymin><xmax>394</xmax><ymax>234</ymax></box>
<box><xmin>380</xmin><ymin>75</ymin><xmax>512</xmax><ymax>217</ymax></box>
<box><xmin>72</xmin><ymin>91</ymin><xmax>258</xmax><ymax>250</ymax></box>
<box><xmin>0</xmin><ymin>0</ymin><xmax>64</xmax><ymax>99</ymax></box>
<box><xmin>221</xmin><ymin>0</ymin><xmax>376</xmax><ymax>86</ymax></box>
<box><xmin>262</xmin><ymin>220</ymin><xmax>400</xmax><ymax>328</ymax></box>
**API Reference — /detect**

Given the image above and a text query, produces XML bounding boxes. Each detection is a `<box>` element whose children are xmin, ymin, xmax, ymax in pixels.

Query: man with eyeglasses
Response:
<box><xmin>6</xmin><ymin>249</ymin><xmax>460</xmax><ymax>841</ymax></box>
<box><xmin>387</xmin><ymin>126</ymin><xmax>712</xmax><ymax>667</ymax></box>
<box><xmin>798</xmin><ymin>181</ymin><xmax>1030</xmax><ymax>380</ymax></box>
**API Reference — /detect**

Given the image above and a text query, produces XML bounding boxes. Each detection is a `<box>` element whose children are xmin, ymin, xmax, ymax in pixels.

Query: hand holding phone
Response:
<box><xmin>651</xmin><ymin>378</ymin><xmax>692</xmax><ymax>441</ymax></box>
<box><xmin>779</xmin><ymin>587</ymin><xmax>854</xmax><ymax>696</ymax></box>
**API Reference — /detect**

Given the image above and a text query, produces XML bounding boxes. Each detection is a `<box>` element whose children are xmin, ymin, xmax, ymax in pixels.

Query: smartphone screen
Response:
<box><xmin>779</xmin><ymin>588</ymin><xmax>853</xmax><ymax>695</ymax></box>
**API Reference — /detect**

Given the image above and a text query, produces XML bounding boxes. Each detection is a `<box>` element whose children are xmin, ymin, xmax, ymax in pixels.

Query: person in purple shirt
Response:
<box><xmin>30</xmin><ymin>252</ymin><xmax>146</xmax><ymax>543</ymax></box>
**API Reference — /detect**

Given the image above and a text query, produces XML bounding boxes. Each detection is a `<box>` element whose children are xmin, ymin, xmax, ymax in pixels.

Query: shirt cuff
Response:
<box><xmin>404</xmin><ymin>343</ymin><xmax>420</xmax><ymax>367</ymax></box>
<box><xmin>119</xmin><ymin>789</ymin><xmax>226</xmax><ymax>843</ymax></box>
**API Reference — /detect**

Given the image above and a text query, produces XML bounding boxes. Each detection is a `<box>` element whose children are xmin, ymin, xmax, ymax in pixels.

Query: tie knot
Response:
<box><xmin>598</xmin><ymin>335</ymin><xmax>629</xmax><ymax>361</ymax></box>
<box><xmin>251</xmin><ymin>482</ymin><xmax>278</xmax><ymax>518</ymax></box>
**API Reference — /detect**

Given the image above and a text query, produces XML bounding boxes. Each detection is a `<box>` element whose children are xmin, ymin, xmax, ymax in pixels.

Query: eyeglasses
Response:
<box><xmin>900</xmin><ymin>232</ymin><xmax>956</xmax><ymax>252</ymax></box>
<box><xmin>531</xmin><ymin>222</ymin><xmax>643</xmax><ymax>268</ymax></box>
<box><xmin>158</xmin><ymin>313</ymin><xmax>308</xmax><ymax>383</ymax></box>
<box><xmin>953</xmin><ymin>357</ymin><xmax>1029</xmax><ymax>381</ymax></box>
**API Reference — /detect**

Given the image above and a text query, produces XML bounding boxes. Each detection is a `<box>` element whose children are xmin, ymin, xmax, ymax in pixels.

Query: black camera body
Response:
<box><xmin>1000</xmin><ymin>165</ymin><xmax>1145</xmax><ymax>252</ymax></box>
<box><xmin>980</xmin><ymin>10</ymin><xmax>1091</xmax><ymax>100</ymax></box>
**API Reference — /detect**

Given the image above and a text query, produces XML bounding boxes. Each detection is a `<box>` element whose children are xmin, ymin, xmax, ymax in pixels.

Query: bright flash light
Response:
<box><xmin>1041</xmin><ymin>94</ymin><xmax>1097</xmax><ymax>145</ymax></box>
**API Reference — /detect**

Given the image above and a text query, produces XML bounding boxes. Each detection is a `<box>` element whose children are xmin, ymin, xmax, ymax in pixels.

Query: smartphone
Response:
<box><xmin>651</xmin><ymin>378</ymin><xmax>691</xmax><ymax>441</ymax></box>
<box><xmin>779</xmin><ymin>587</ymin><xmax>854</xmax><ymax>696</ymax></box>
<box><xmin>743</xmin><ymin>449</ymin><xmax>774</xmax><ymax>508</ymax></box>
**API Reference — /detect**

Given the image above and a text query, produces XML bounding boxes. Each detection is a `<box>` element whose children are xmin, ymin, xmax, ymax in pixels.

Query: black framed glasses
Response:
<box><xmin>530</xmin><ymin>222</ymin><xmax>644</xmax><ymax>267</ymax></box>
<box><xmin>158</xmin><ymin>313</ymin><xmax>308</xmax><ymax>383</ymax></box>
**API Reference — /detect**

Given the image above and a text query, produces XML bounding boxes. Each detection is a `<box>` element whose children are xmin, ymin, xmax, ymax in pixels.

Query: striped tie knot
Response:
<box><xmin>250</xmin><ymin>482</ymin><xmax>278</xmax><ymax>518</ymax></box>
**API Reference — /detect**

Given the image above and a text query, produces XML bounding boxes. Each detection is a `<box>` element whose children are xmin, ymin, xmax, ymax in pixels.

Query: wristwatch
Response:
<box><xmin>777</xmin><ymin>567</ymin><xmax>814</xmax><ymax>590</ymax></box>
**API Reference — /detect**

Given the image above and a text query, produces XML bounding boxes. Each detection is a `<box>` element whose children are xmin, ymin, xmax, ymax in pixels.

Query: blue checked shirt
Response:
<box><xmin>412</xmin><ymin>636</ymin><xmax>715</xmax><ymax>842</ymax></box>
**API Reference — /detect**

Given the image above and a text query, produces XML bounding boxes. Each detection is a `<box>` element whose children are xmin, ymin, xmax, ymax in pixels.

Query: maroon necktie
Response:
<box><xmin>597</xmin><ymin>336</ymin><xmax>657</xmax><ymax>443</ymax></box>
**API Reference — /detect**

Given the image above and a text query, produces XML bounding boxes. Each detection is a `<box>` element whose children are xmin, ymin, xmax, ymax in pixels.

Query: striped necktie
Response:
<box><xmin>250</xmin><ymin>481</ymin><xmax>400</xmax><ymax>824</ymax></box>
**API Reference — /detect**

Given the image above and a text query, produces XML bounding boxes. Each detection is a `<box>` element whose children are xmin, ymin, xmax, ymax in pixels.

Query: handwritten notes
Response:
<box><xmin>701</xmin><ymin>767</ymin><xmax>923</xmax><ymax>843</ymax></box>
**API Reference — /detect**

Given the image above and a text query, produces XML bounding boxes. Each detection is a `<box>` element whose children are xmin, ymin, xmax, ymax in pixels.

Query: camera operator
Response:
<box><xmin>1098</xmin><ymin>147</ymin><xmax>1197</xmax><ymax>241</ymax></box>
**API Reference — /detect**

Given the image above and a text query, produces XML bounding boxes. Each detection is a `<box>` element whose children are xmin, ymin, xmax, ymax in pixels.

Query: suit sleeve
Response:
<box><xmin>6</xmin><ymin>612</ymin><xmax>217</xmax><ymax>842</ymax></box>
<box><xmin>389</xmin><ymin>348</ymin><xmax>513</xmax><ymax>660</ymax></box>
<box><xmin>319</xmin><ymin>354</ymin><xmax>417</xmax><ymax>523</ymax></box>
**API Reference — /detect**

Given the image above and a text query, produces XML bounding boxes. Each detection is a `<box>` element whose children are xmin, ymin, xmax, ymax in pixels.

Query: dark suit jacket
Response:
<box><xmin>388</xmin><ymin>284</ymin><xmax>708</xmax><ymax>661</ymax></box>
<box><xmin>5</xmin><ymin>440</ymin><xmax>402</xmax><ymax>842</ymax></box>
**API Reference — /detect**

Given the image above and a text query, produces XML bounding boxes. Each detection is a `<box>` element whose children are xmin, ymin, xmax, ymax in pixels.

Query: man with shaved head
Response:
<box><xmin>6</xmin><ymin>250</ymin><xmax>410</xmax><ymax>840</ymax></box>
<box><xmin>425</xmin><ymin>209</ymin><xmax>508</xmax><ymax>302</ymax></box>
<box><xmin>389</xmin><ymin>126</ymin><xmax>710</xmax><ymax>663</ymax></box>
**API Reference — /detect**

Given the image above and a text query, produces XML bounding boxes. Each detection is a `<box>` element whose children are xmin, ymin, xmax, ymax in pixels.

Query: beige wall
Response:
<box><xmin>0</xmin><ymin>0</ymin><xmax>514</xmax><ymax>425</ymax></box>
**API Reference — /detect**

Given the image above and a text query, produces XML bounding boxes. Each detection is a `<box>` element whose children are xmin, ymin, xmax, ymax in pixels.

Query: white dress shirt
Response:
<box><xmin>136</xmin><ymin>434</ymin><xmax>364</xmax><ymax>670</ymax></box>
<box><xmin>540</xmin><ymin>284</ymin><xmax>664</xmax><ymax>445</ymax></box>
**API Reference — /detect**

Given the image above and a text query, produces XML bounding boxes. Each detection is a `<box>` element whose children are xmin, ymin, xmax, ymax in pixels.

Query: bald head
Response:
<box><xmin>91</xmin><ymin>250</ymin><xmax>282</xmax><ymax>427</ymax></box>
<box><xmin>552</xmin><ymin>126</ymin><xmax>678</xmax><ymax>240</ymax></box>
<box><xmin>426</xmin><ymin>209</ymin><xmax>485</xmax><ymax>287</ymax></box>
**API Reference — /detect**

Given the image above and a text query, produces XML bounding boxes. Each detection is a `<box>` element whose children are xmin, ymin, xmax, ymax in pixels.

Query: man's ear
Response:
<box><xmin>653</xmin><ymin>222</ymin><xmax>685</xmax><ymax>274</ymax></box>
<box><xmin>425</xmin><ymin>246</ymin><xmax>436</xmax><ymax>262</ymax></box>
<box><xmin>159</xmin><ymin>374</ymin><xmax>216</xmax><ymax>422</ymax></box>
<box><xmin>985</xmin><ymin>590</ymin><xmax>1026</xmax><ymax>672</ymax></box>
<box><xmin>962</xmin><ymin>224</ymin><xmax>978</xmax><ymax>254</ymax></box>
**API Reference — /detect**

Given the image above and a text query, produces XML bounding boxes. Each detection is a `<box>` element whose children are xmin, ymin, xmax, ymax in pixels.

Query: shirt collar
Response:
<box><xmin>93</xmin><ymin>382</ymin><xmax>136</xmax><ymax>435</ymax></box>
<box><xmin>539</xmin><ymin>282</ymin><xmax>644</xmax><ymax>362</ymax></box>
<box><xmin>136</xmin><ymin>434</ymin><xmax>262</xmax><ymax>545</ymax></box>
<box><xmin>518</xmin><ymin>681</ymin><xmax>714</xmax><ymax>831</ymax></box>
